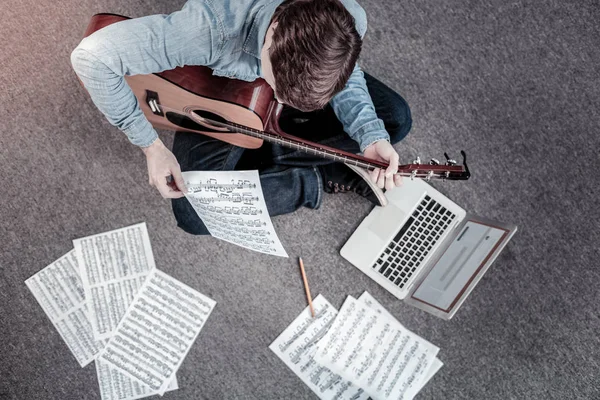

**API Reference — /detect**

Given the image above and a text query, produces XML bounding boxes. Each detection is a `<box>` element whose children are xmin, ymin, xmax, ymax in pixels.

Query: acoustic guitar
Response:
<box><xmin>81</xmin><ymin>13</ymin><xmax>470</xmax><ymax>181</ymax></box>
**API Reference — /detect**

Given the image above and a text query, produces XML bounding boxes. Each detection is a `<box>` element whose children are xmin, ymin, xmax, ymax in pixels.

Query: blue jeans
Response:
<box><xmin>172</xmin><ymin>73</ymin><xmax>412</xmax><ymax>235</ymax></box>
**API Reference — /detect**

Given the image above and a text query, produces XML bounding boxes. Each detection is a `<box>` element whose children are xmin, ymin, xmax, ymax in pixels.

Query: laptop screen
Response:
<box><xmin>409</xmin><ymin>220</ymin><xmax>510</xmax><ymax>314</ymax></box>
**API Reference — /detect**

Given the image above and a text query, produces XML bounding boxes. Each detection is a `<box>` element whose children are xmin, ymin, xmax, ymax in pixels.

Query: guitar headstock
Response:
<box><xmin>398</xmin><ymin>150</ymin><xmax>471</xmax><ymax>181</ymax></box>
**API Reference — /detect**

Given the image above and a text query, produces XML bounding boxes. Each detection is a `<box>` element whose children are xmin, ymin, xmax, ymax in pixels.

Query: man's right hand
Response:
<box><xmin>142</xmin><ymin>139</ymin><xmax>187</xmax><ymax>199</ymax></box>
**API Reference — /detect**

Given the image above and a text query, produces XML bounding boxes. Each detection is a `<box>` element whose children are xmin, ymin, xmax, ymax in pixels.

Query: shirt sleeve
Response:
<box><xmin>329</xmin><ymin>63</ymin><xmax>390</xmax><ymax>152</ymax></box>
<box><xmin>70</xmin><ymin>1</ymin><xmax>223</xmax><ymax>147</ymax></box>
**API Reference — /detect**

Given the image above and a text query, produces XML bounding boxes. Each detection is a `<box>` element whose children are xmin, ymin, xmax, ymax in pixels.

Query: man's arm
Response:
<box><xmin>329</xmin><ymin>64</ymin><xmax>402</xmax><ymax>189</ymax></box>
<box><xmin>71</xmin><ymin>2</ymin><xmax>222</xmax><ymax>147</ymax></box>
<box><xmin>71</xmin><ymin>2</ymin><xmax>223</xmax><ymax>197</ymax></box>
<box><xmin>329</xmin><ymin>63</ymin><xmax>389</xmax><ymax>152</ymax></box>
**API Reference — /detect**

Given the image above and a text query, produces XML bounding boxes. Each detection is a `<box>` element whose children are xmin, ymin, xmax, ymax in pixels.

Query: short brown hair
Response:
<box><xmin>270</xmin><ymin>0</ymin><xmax>362</xmax><ymax>112</ymax></box>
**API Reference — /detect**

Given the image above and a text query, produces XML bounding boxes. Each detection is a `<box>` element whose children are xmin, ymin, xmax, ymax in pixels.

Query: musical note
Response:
<box><xmin>96</xmin><ymin>358</ymin><xmax>179</xmax><ymax>400</ymax></box>
<box><xmin>97</xmin><ymin>270</ymin><xmax>216</xmax><ymax>396</ymax></box>
<box><xmin>186</xmin><ymin>178</ymin><xmax>258</xmax><ymax>194</ymax></box>
<box><xmin>26</xmin><ymin>250</ymin><xmax>180</xmax><ymax>399</ymax></box>
<box><xmin>182</xmin><ymin>171</ymin><xmax>288</xmax><ymax>257</ymax></box>
<box><xmin>313</xmin><ymin>295</ymin><xmax>441</xmax><ymax>400</ymax></box>
<box><xmin>25</xmin><ymin>250</ymin><xmax>107</xmax><ymax>367</ymax></box>
<box><xmin>73</xmin><ymin>223</ymin><xmax>156</xmax><ymax>341</ymax></box>
<box><xmin>270</xmin><ymin>295</ymin><xmax>368</xmax><ymax>400</ymax></box>
<box><xmin>357</xmin><ymin>292</ymin><xmax>443</xmax><ymax>396</ymax></box>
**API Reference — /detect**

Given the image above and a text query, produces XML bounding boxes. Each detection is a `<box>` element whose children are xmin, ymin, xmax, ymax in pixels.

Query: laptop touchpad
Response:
<box><xmin>369</xmin><ymin>203</ymin><xmax>405</xmax><ymax>242</ymax></box>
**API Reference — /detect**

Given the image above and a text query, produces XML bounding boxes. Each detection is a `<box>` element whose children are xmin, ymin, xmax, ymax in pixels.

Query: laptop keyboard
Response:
<box><xmin>373</xmin><ymin>195</ymin><xmax>456</xmax><ymax>289</ymax></box>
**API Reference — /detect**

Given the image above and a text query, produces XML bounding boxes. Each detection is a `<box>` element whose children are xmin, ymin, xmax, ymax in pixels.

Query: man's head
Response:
<box><xmin>260</xmin><ymin>0</ymin><xmax>362</xmax><ymax>112</ymax></box>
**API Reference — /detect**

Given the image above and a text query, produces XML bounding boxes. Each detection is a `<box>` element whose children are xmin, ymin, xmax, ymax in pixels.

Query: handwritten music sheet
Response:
<box><xmin>269</xmin><ymin>295</ymin><xmax>369</xmax><ymax>400</ymax></box>
<box><xmin>73</xmin><ymin>223</ymin><xmax>156</xmax><ymax>340</ymax></box>
<box><xmin>96</xmin><ymin>358</ymin><xmax>178</xmax><ymax>400</ymax></box>
<box><xmin>25</xmin><ymin>250</ymin><xmax>107</xmax><ymax>367</ymax></box>
<box><xmin>96</xmin><ymin>269</ymin><xmax>216</xmax><ymax>396</ymax></box>
<box><xmin>357</xmin><ymin>292</ymin><xmax>443</xmax><ymax>393</ymax></box>
<box><xmin>182</xmin><ymin>170</ymin><xmax>288</xmax><ymax>258</ymax></box>
<box><xmin>313</xmin><ymin>296</ymin><xmax>439</xmax><ymax>400</ymax></box>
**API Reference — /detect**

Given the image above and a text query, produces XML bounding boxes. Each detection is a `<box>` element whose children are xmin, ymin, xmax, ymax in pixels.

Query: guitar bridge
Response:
<box><xmin>145</xmin><ymin>90</ymin><xmax>164</xmax><ymax>116</ymax></box>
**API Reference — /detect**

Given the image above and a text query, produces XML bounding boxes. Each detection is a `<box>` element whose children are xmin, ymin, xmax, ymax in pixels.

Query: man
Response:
<box><xmin>71</xmin><ymin>0</ymin><xmax>412</xmax><ymax>235</ymax></box>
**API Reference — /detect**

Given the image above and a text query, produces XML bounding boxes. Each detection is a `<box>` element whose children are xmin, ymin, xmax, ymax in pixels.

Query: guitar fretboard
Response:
<box><xmin>226</xmin><ymin>121</ymin><xmax>376</xmax><ymax>170</ymax></box>
<box><xmin>161</xmin><ymin>104</ymin><xmax>467</xmax><ymax>180</ymax></box>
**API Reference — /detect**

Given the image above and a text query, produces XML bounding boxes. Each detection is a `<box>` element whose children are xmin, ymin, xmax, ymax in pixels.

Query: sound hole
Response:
<box><xmin>192</xmin><ymin>110</ymin><xmax>227</xmax><ymax>126</ymax></box>
<box><xmin>165</xmin><ymin>110</ymin><xmax>230</xmax><ymax>133</ymax></box>
<box><xmin>165</xmin><ymin>112</ymin><xmax>219</xmax><ymax>133</ymax></box>
<box><xmin>190</xmin><ymin>109</ymin><xmax>230</xmax><ymax>132</ymax></box>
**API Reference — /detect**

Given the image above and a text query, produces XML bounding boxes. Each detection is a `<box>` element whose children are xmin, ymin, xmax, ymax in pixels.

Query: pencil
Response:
<box><xmin>298</xmin><ymin>257</ymin><xmax>315</xmax><ymax>318</ymax></box>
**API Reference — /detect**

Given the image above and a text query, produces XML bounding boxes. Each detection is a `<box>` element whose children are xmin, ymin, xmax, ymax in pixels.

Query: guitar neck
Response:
<box><xmin>230</xmin><ymin>122</ymin><xmax>470</xmax><ymax>180</ymax></box>
<box><xmin>176</xmin><ymin>105</ymin><xmax>469</xmax><ymax>180</ymax></box>
<box><xmin>226</xmin><ymin>122</ymin><xmax>387</xmax><ymax>171</ymax></box>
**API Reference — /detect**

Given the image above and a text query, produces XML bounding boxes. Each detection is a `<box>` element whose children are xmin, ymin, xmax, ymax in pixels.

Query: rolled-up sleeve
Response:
<box><xmin>329</xmin><ymin>63</ymin><xmax>390</xmax><ymax>152</ymax></box>
<box><xmin>71</xmin><ymin>1</ymin><xmax>223</xmax><ymax>147</ymax></box>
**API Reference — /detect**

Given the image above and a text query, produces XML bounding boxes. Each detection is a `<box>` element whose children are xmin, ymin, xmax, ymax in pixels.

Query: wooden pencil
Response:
<box><xmin>298</xmin><ymin>257</ymin><xmax>315</xmax><ymax>318</ymax></box>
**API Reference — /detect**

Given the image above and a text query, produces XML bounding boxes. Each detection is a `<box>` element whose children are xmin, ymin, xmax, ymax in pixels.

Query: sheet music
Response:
<box><xmin>314</xmin><ymin>296</ymin><xmax>439</xmax><ymax>400</ymax></box>
<box><xmin>182</xmin><ymin>170</ymin><xmax>288</xmax><ymax>257</ymax></box>
<box><xmin>97</xmin><ymin>269</ymin><xmax>216</xmax><ymax>396</ymax></box>
<box><xmin>357</xmin><ymin>292</ymin><xmax>443</xmax><ymax>393</ymax></box>
<box><xmin>25</xmin><ymin>250</ymin><xmax>108</xmax><ymax>367</ymax></box>
<box><xmin>96</xmin><ymin>359</ymin><xmax>178</xmax><ymax>400</ymax></box>
<box><xmin>269</xmin><ymin>295</ymin><xmax>369</xmax><ymax>400</ymax></box>
<box><xmin>73</xmin><ymin>223</ymin><xmax>156</xmax><ymax>340</ymax></box>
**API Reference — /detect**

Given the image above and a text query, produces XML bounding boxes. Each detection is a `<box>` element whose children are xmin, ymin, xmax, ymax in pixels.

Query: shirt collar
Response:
<box><xmin>242</xmin><ymin>0</ymin><xmax>285</xmax><ymax>59</ymax></box>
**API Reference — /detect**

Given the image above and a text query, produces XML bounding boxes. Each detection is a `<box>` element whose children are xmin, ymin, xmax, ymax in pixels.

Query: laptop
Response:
<box><xmin>341</xmin><ymin>178</ymin><xmax>517</xmax><ymax>319</ymax></box>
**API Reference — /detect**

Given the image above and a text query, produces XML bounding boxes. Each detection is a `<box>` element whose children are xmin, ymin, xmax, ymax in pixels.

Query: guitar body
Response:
<box><xmin>83</xmin><ymin>13</ymin><xmax>273</xmax><ymax>149</ymax></box>
<box><xmin>125</xmin><ymin>72</ymin><xmax>266</xmax><ymax>149</ymax></box>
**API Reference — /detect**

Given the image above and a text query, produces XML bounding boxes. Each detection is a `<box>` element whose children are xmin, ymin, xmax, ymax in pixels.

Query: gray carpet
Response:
<box><xmin>1</xmin><ymin>0</ymin><xmax>599</xmax><ymax>399</ymax></box>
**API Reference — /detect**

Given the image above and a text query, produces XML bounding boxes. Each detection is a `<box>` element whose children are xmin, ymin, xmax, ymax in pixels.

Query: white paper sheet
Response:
<box><xmin>182</xmin><ymin>170</ymin><xmax>288</xmax><ymax>257</ymax></box>
<box><xmin>73</xmin><ymin>223</ymin><xmax>156</xmax><ymax>340</ymax></box>
<box><xmin>314</xmin><ymin>296</ymin><xmax>439</xmax><ymax>400</ymax></box>
<box><xmin>96</xmin><ymin>358</ymin><xmax>178</xmax><ymax>400</ymax></box>
<box><xmin>25</xmin><ymin>250</ymin><xmax>108</xmax><ymax>367</ymax></box>
<box><xmin>26</xmin><ymin>249</ymin><xmax>180</xmax><ymax>396</ymax></box>
<box><xmin>269</xmin><ymin>295</ymin><xmax>369</xmax><ymax>400</ymax></box>
<box><xmin>357</xmin><ymin>292</ymin><xmax>443</xmax><ymax>393</ymax></box>
<box><xmin>97</xmin><ymin>269</ymin><xmax>216</xmax><ymax>396</ymax></box>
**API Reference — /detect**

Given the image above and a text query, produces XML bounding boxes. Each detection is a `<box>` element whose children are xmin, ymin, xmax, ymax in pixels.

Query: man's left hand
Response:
<box><xmin>363</xmin><ymin>140</ymin><xmax>403</xmax><ymax>190</ymax></box>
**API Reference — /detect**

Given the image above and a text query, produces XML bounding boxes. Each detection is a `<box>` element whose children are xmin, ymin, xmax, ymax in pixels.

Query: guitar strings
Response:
<box><xmin>153</xmin><ymin>103</ymin><xmax>461</xmax><ymax>179</ymax></box>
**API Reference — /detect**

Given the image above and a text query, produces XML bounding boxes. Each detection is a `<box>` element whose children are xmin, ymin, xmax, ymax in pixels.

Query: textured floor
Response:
<box><xmin>1</xmin><ymin>0</ymin><xmax>599</xmax><ymax>399</ymax></box>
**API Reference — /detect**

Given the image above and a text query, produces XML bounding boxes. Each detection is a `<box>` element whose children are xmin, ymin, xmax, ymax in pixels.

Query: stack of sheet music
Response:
<box><xmin>25</xmin><ymin>222</ymin><xmax>216</xmax><ymax>400</ymax></box>
<box><xmin>270</xmin><ymin>292</ymin><xmax>443</xmax><ymax>400</ymax></box>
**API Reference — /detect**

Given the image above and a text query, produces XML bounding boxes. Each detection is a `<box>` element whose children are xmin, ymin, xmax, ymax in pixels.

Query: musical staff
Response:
<box><xmin>73</xmin><ymin>223</ymin><xmax>157</xmax><ymax>340</ymax></box>
<box><xmin>187</xmin><ymin>179</ymin><xmax>257</xmax><ymax>194</ymax></box>
<box><xmin>357</xmin><ymin>292</ymin><xmax>443</xmax><ymax>395</ymax></box>
<box><xmin>270</xmin><ymin>295</ymin><xmax>368</xmax><ymax>400</ymax></box>
<box><xmin>25</xmin><ymin>250</ymin><xmax>108</xmax><ymax>367</ymax></box>
<box><xmin>313</xmin><ymin>294</ymin><xmax>442</xmax><ymax>400</ymax></box>
<box><xmin>96</xmin><ymin>358</ymin><xmax>178</xmax><ymax>400</ymax></box>
<box><xmin>188</xmin><ymin>192</ymin><xmax>259</xmax><ymax>205</ymax></box>
<box><xmin>97</xmin><ymin>270</ymin><xmax>216</xmax><ymax>396</ymax></box>
<box><xmin>183</xmin><ymin>171</ymin><xmax>288</xmax><ymax>257</ymax></box>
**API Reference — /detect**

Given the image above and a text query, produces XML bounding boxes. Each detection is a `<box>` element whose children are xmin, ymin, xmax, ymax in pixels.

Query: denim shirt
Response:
<box><xmin>71</xmin><ymin>0</ymin><xmax>389</xmax><ymax>151</ymax></box>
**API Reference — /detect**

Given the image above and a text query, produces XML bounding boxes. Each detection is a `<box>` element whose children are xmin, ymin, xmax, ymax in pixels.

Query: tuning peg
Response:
<box><xmin>444</xmin><ymin>152</ymin><xmax>457</xmax><ymax>165</ymax></box>
<box><xmin>410</xmin><ymin>170</ymin><xmax>417</xmax><ymax>180</ymax></box>
<box><xmin>412</xmin><ymin>156</ymin><xmax>421</xmax><ymax>164</ymax></box>
<box><xmin>429</xmin><ymin>158</ymin><xmax>440</xmax><ymax>165</ymax></box>
<box><xmin>426</xmin><ymin>171</ymin><xmax>434</xmax><ymax>181</ymax></box>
